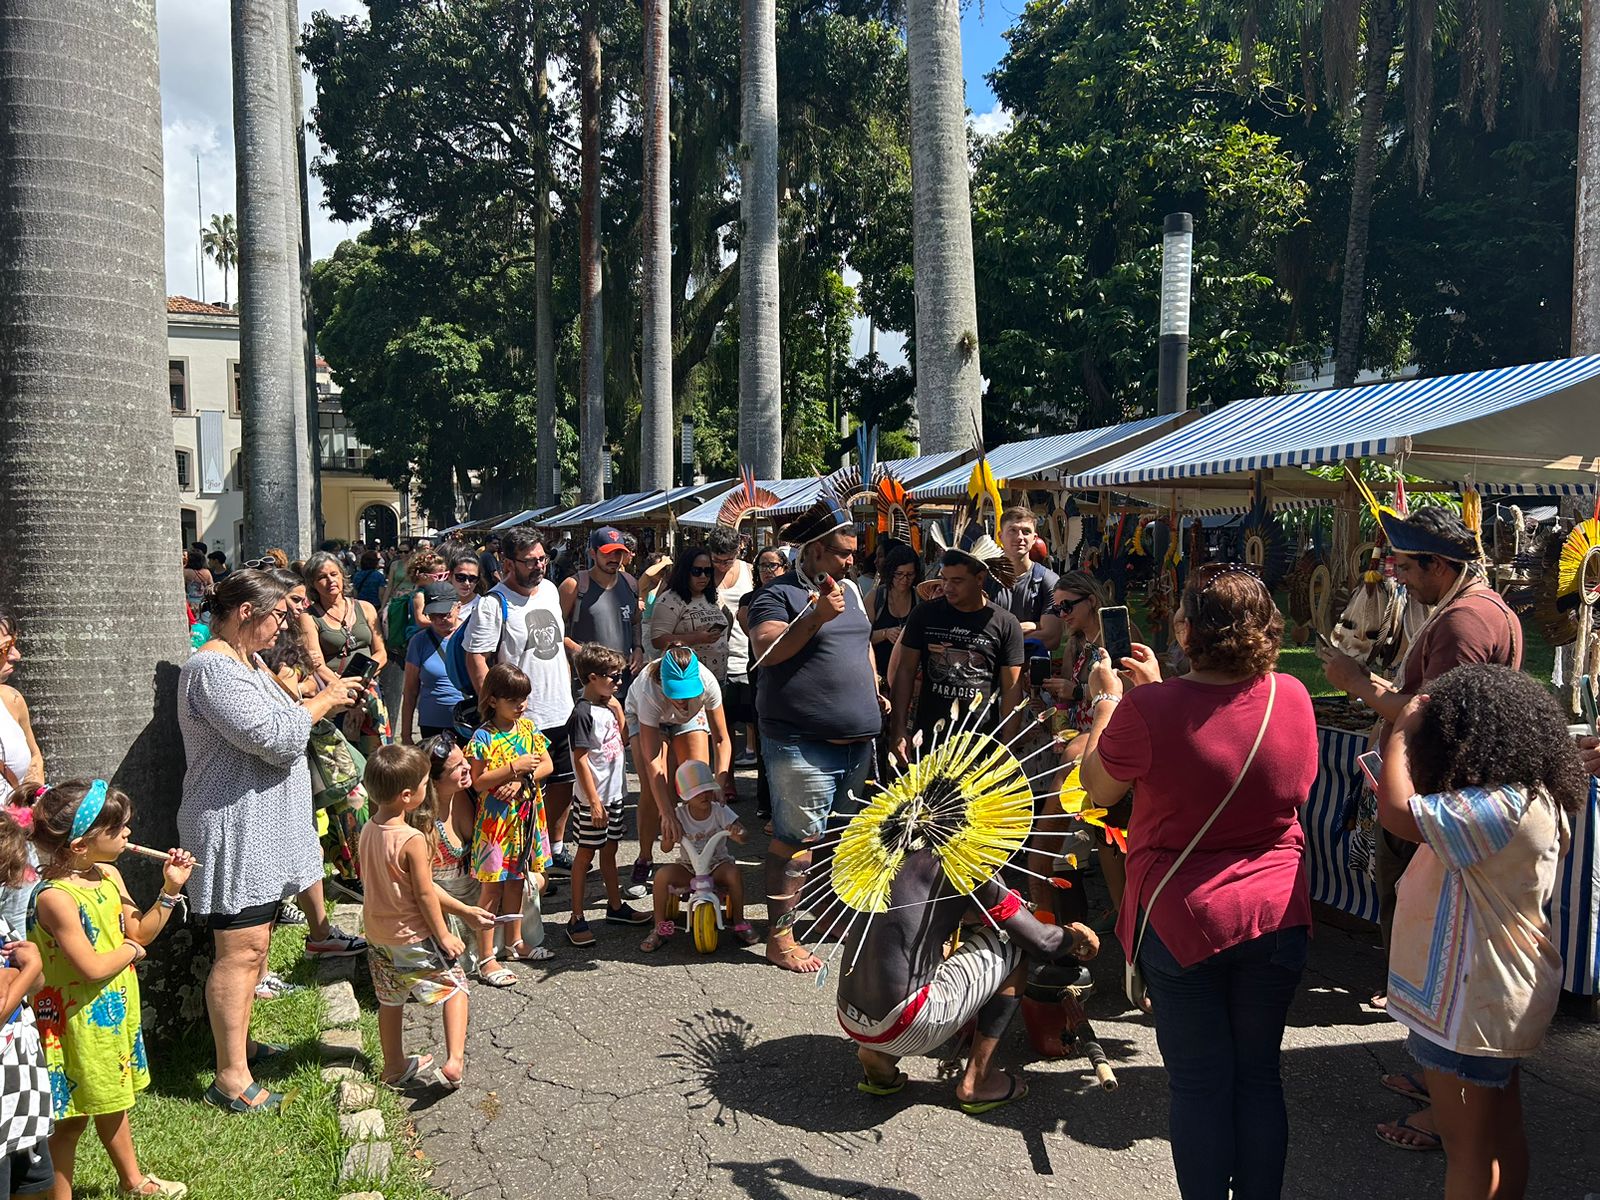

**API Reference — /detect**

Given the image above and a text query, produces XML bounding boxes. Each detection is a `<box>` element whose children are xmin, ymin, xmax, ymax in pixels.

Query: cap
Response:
<box><xmin>659</xmin><ymin>650</ymin><xmax>705</xmax><ymax>700</ymax></box>
<box><xmin>590</xmin><ymin>526</ymin><xmax>628</xmax><ymax>555</ymax></box>
<box><xmin>421</xmin><ymin>581</ymin><xmax>457</xmax><ymax>614</ymax></box>
<box><xmin>674</xmin><ymin>759</ymin><xmax>720</xmax><ymax>802</ymax></box>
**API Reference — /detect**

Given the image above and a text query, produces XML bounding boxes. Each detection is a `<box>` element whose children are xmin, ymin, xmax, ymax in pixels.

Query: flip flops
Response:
<box><xmin>1381</xmin><ymin>1072</ymin><xmax>1431</xmax><ymax>1103</ymax></box>
<box><xmin>1376</xmin><ymin>1113</ymin><xmax>1442</xmax><ymax>1152</ymax></box>
<box><xmin>958</xmin><ymin>1072</ymin><xmax>1028</xmax><ymax>1115</ymax></box>
<box><xmin>201</xmin><ymin>1081</ymin><xmax>283</xmax><ymax>1115</ymax></box>
<box><xmin>857</xmin><ymin>1070</ymin><xmax>908</xmax><ymax>1097</ymax></box>
<box><xmin>381</xmin><ymin>1054</ymin><xmax>435</xmax><ymax>1088</ymax></box>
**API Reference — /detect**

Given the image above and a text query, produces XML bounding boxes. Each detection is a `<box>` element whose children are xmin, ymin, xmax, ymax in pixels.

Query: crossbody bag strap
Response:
<box><xmin>1130</xmin><ymin>673</ymin><xmax>1279</xmax><ymax>965</ymax></box>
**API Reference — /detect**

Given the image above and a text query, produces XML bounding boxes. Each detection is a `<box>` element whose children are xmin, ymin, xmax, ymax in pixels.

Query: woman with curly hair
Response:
<box><xmin>1075</xmin><ymin>562</ymin><xmax>1319</xmax><ymax>1200</ymax></box>
<box><xmin>1377</xmin><ymin>664</ymin><xmax>1583</xmax><ymax>1197</ymax></box>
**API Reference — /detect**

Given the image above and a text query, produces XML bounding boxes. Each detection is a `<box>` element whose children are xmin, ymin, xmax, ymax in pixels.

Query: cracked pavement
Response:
<box><xmin>396</xmin><ymin>772</ymin><xmax>1600</xmax><ymax>1199</ymax></box>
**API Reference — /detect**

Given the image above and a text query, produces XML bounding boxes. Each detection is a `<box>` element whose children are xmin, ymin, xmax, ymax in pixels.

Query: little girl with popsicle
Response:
<box><xmin>27</xmin><ymin>779</ymin><xmax>194</xmax><ymax>1199</ymax></box>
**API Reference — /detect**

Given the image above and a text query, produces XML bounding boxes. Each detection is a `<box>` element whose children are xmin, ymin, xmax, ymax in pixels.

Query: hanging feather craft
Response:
<box><xmin>1556</xmin><ymin>518</ymin><xmax>1600</xmax><ymax>609</ymax></box>
<box><xmin>876</xmin><ymin>472</ymin><xmax>922</xmax><ymax>552</ymax></box>
<box><xmin>966</xmin><ymin>455</ymin><xmax>1005</xmax><ymax>533</ymax></box>
<box><xmin>716</xmin><ymin>466</ymin><xmax>778</xmax><ymax>529</ymax></box>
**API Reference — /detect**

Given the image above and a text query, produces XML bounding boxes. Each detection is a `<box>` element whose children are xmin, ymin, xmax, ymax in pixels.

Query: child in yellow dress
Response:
<box><xmin>28</xmin><ymin>780</ymin><xmax>193</xmax><ymax>1199</ymax></box>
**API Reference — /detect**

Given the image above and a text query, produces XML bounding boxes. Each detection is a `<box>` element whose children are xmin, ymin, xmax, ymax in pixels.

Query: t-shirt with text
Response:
<box><xmin>898</xmin><ymin>597</ymin><xmax>1024</xmax><ymax>741</ymax></box>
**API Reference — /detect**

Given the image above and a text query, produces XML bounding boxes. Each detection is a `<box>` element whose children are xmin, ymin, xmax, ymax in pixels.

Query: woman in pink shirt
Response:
<box><xmin>1078</xmin><ymin>562</ymin><xmax>1318</xmax><ymax>1200</ymax></box>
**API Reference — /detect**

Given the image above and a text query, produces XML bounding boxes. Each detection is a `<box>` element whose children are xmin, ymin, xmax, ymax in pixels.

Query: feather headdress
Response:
<box><xmin>716</xmin><ymin>466</ymin><xmax>778</xmax><ymax>529</ymax></box>
<box><xmin>876</xmin><ymin>470</ymin><xmax>921</xmax><ymax>552</ymax></box>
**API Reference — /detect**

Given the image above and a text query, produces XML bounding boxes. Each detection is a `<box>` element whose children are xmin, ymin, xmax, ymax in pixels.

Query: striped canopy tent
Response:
<box><xmin>601</xmin><ymin>479</ymin><xmax>733</xmax><ymax>524</ymax></box>
<box><xmin>489</xmin><ymin>505</ymin><xmax>560</xmax><ymax>532</ymax></box>
<box><xmin>1063</xmin><ymin>357</ymin><xmax>1600</xmax><ymax>505</ymax></box>
<box><xmin>758</xmin><ymin>450</ymin><xmax>973</xmax><ymax>518</ymax></box>
<box><xmin>913</xmin><ymin>412</ymin><xmax>1187</xmax><ymax>501</ymax></box>
<box><xmin>678</xmin><ymin>476</ymin><xmax>818</xmax><ymax>529</ymax></box>
<box><xmin>540</xmin><ymin>491</ymin><xmax>664</xmax><ymax>529</ymax></box>
<box><xmin>437</xmin><ymin>511</ymin><xmax>517</xmax><ymax>536</ymax></box>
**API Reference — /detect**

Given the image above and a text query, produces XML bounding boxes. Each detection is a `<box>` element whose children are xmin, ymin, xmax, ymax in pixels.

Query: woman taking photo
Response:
<box><xmin>178</xmin><ymin>570</ymin><xmax>369</xmax><ymax>1114</ymax></box>
<box><xmin>300</xmin><ymin>551</ymin><xmax>389</xmax><ymax>753</ymax></box>
<box><xmin>651</xmin><ymin>545</ymin><xmax>730</xmax><ymax>683</ymax></box>
<box><xmin>869</xmin><ymin>543</ymin><xmax>920</xmax><ymax>682</ymax></box>
<box><xmin>1076</xmin><ymin>562</ymin><xmax>1318</xmax><ymax>1200</ymax></box>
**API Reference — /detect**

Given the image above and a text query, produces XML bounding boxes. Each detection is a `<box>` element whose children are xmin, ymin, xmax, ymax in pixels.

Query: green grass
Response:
<box><xmin>68</xmin><ymin>924</ymin><xmax>441</xmax><ymax>1200</ymax></box>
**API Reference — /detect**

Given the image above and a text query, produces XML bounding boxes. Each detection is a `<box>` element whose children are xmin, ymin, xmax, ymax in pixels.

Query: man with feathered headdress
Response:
<box><xmin>747</xmin><ymin>486</ymin><xmax>888</xmax><ymax>972</ymax></box>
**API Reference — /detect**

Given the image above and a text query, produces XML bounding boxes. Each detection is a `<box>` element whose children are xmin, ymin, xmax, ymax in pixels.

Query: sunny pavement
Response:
<box><xmin>398</xmin><ymin>772</ymin><xmax>1600</xmax><ymax>1200</ymax></box>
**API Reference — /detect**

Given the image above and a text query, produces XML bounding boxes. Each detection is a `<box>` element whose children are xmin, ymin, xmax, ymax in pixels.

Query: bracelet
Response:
<box><xmin>157</xmin><ymin>892</ymin><xmax>181</xmax><ymax>909</ymax></box>
<box><xmin>1089</xmin><ymin>692</ymin><xmax>1120</xmax><ymax>709</ymax></box>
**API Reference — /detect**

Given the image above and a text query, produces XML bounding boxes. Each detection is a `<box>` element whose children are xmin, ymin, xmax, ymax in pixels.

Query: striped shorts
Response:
<box><xmin>836</xmin><ymin>925</ymin><xmax>1021</xmax><ymax>1059</ymax></box>
<box><xmin>572</xmin><ymin>797</ymin><xmax>627</xmax><ymax>849</ymax></box>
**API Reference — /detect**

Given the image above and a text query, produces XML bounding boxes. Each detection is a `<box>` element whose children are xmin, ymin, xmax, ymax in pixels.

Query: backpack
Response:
<box><xmin>385</xmin><ymin>594</ymin><xmax>415</xmax><ymax>654</ymax></box>
<box><xmin>442</xmin><ymin>591</ymin><xmax>510</xmax><ymax>701</ymax></box>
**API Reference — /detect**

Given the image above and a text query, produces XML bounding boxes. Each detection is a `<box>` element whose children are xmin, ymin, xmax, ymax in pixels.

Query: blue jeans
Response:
<box><xmin>1139</xmin><ymin>923</ymin><xmax>1309</xmax><ymax>1200</ymax></box>
<box><xmin>761</xmin><ymin>734</ymin><xmax>872</xmax><ymax>845</ymax></box>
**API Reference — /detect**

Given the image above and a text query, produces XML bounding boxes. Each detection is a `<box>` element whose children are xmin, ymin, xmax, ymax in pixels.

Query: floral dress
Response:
<box><xmin>467</xmin><ymin>719</ymin><xmax>552</xmax><ymax>882</ymax></box>
<box><xmin>27</xmin><ymin>874</ymin><xmax>149</xmax><ymax>1118</ymax></box>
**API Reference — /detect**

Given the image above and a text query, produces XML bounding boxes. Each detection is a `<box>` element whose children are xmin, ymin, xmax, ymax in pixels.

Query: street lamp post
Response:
<box><xmin>680</xmin><ymin>420</ymin><xmax>696</xmax><ymax>488</ymax></box>
<box><xmin>1158</xmin><ymin>212</ymin><xmax>1193</xmax><ymax>415</ymax></box>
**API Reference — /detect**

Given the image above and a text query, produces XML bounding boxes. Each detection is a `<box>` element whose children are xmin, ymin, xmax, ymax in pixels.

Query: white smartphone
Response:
<box><xmin>1357</xmin><ymin>750</ymin><xmax>1383</xmax><ymax>793</ymax></box>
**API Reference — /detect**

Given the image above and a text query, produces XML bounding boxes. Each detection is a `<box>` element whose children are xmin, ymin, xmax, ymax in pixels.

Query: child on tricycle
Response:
<box><xmin>640</xmin><ymin>760</ymin><xmax>758</xmax><ymax>953</ymax></box>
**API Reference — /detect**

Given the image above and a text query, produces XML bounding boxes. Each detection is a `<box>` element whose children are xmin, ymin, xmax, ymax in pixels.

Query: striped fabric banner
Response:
<box><xmin>1304</xmin><ymin>727</ymin><xmax>1380</xmax><ymax>923</ymax></box>
<box><xmin>1555</xmin><ymin>777</ymin><xmax>1600</xmax><ymax>997</ymax></box>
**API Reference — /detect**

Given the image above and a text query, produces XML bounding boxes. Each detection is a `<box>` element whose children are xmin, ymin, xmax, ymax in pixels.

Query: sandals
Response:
<box><xmin>958</xmin><ymin>1071</ymin><xmax>1028</xmax><ymax>1115</ymax></box>
<box><xmin>123</xmin><ymin>1176</ymin><xmax>188</xmax><ymax>1198</ymax></box>
<box><xmin>641</xmin><ymin>920</ymin><xmax>675</xmax><ymax>953</ymax></box>
<box><xmin>380</xmin><ymin>1054</ymin><xmax>435</xmax><ymax>1087</ymax></box>
<box><xmin>508</xmin><ymin>940</ymin><xmax>554</xmax><ymax>962</ymax></box>
<box><xmin>732</xmin><ymin>921</ymin><xmax>760</xmax><ymax>947</ymax></box>
<box><xmin>565</xmin><ymin>919</ymin><xmax>596</xmax><ymax>947</ymax></box>
<box><xmin>1381</xmin><ymin>1071</ymin><xmax>1430</xmax><ymax>1103</ymax></box>
<box><xmin>1376</xmin><ymin>1113</ymin><xmax>1442</xmax><ymax>1152</ymax></box>
<box><xmin>201</xmin><ymin>1081</ymin><xmax>283</xmax><ymax>1115</ymax></box>
<box><xmin>857</xmin><ymin>1069</ymin><xmax>908</xmax><ymax>1097</ymax></box>
<box><xmin>245</xmin><ymin>1041</ymin><xmax>289</xmax><ymax>1067</ymax></box>
<box><xmin>475</xmin><ymin>960</ymin><xmax>517</xmax><ymax>987</ymax></box>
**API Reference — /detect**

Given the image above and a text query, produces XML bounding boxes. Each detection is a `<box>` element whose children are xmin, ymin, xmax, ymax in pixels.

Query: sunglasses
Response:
<box><xmin>1050</xmin><ymin>595</ymin><xmax>1091</xmax><ymax>616</ymax></box>
<box><xmin>453</xmin><ymin>573</ymin><xmax>478</xmax><ymax>583</ymax></box>
<box><xmin>689</xmin><ymin>566</ymin><xmax>713</xmax><ymax>578</ymax></box>
<box><xmin>758</xmin><ymin>560</ymin><xmax>784</xmax><ymax>573</ymax></box>
<box><xmin>243</xmin><ymin>556</ymin><xmax>275</xmax><ymax>570</ymax></box>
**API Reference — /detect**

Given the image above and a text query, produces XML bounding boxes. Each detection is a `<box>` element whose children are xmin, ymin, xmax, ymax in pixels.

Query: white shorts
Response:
<box><xmin>836</xmin><ymin>925</ymin><xmax>1021</xmax><ymax>1059</ymax></box>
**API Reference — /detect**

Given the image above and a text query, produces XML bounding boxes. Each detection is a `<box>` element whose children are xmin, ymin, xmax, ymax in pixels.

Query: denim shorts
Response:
<box><xmin>762</xmin><ymin>734</ymin><xmax>872</xmax><ymax>845</ymax></box>
<box><xmin>1406</xmin><ymin>1031</ymin><xmax>1518</xmax><ymax>1088</ymax></box>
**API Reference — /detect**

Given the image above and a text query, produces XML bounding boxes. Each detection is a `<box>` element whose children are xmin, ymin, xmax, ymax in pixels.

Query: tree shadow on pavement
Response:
<box><xmin>707</xmin><ymin>1157</ymin><xmax>921</xmax><ymax>1199</ymax></box>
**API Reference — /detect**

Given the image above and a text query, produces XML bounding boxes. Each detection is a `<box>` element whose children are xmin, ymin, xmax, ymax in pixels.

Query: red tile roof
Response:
<box><xmin>167</xmin><ymin>296</ymin><xmax>236</xmax><ymax>316</ymax></box>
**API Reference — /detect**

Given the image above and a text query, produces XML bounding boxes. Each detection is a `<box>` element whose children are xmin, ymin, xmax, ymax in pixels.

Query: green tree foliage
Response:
<box><xmin>970</xmin><ymin>0</ymin><xmax>1311</xmax><ymax>436</ymax></box>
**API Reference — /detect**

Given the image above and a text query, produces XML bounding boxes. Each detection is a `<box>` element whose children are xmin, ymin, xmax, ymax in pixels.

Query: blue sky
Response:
<box><xmin>962</xmin><ymin>0</ymin><xmax>1020</xmax><ymax>116</ymax></box>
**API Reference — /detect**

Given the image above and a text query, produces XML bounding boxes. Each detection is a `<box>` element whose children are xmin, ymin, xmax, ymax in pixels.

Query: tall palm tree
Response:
<box><xmin>639</xmin><ymin>0</ymin><xmax>675</xmax><ymax>489</ymax></box>
<box><xmin>530</xmin><ymin>18</ymin><xmax>559</xmax><ymax>508</ymax></box>
<box><xmin>0</xmin><ymin>0</ymin><xmax>188</xmax><ymax>810</ymax></box>
<box><xmin>1575</xmin><ymin>0</ymin><xmax>1600</xmax><ymax>353</ymax></box>
<box><xmin>579</xmin><ymin>0</ymin><xmax>606</xmax><ymax>504</ymax></box>
<box><xmin>233</xmin><ymin>0</ymin><xmax>303</xmax><ymax>556</ymax></box>
<box><xmin>738</xmin><ymin>0</ymin><xmax>782</xmax><ymax>477</ymax></box>
<box><xmin>201</xmin><ymin>213</ymin><xmax>239</xmax><ymax>306</ymax></box>
<box><xmin>905</xmin><ymin>0</ymin><xmax>983</xmax><ymax>453</ymax></box>
<box><xmin>282</xmin><ymin>0</ymin><xmax>313</xmax><ymax>549</ymax></box>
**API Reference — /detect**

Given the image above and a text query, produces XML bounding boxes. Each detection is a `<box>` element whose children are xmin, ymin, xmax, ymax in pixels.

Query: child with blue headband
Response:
<box><xmin>27</xmin><ymin>780</ymin><xmax>193</xmax><ymax>1198</ymax></box>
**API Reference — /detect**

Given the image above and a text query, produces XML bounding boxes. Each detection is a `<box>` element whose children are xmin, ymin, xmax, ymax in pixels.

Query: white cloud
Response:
<box><xmin>158</xmin><ymin>0</ymin><xmax>367</xmax><ymax>300</ymax></box>
<box><xmin>969</xmin><ymin>104</ymin><xmax>1013</xmax><ymax>139</ymax></box>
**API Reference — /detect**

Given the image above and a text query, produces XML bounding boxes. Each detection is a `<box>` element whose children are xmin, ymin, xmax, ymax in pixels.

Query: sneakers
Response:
<box><xmin>605</xmin><ymin>904</ymin><xmax>652</xmax><ymax>926</ymax></box>
<box><xmin>305</xmin><ymin>924</ymin><xmax>366</xmax><ymax>958</ymax></box>
<box><xmin>733</xmin><ymin>749</ymin><xmax>758</xmax><ymax>768</ymax></box>
<box><xmin>629</xmin><ymin>860</ymin><xmax>653</xmax><ymax>889</ymax></box>
<box><xmin>549</xmin><ymin>846</ymin><xmax>575</xmax><ymax>874</ymax></box>
<box><xmin>275</xmin><ymin>901</ymin><xmax>308</xmax><ymax>927</ymax></box>
<box><xmin>254</xmin><ymin>971</ymin><xmax>303</xmax><ymax>1001</ymax></box>
<box><xmin>624</xmin><ymin>881</ymin><xmax>649</xmax><ymax>901</ymax></box>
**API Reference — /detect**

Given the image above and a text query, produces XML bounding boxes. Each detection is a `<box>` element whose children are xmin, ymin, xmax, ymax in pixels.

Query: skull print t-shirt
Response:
<box><xmin>465</xmin><ymin>579</ymin><xmax>575</xmax><ymax>729</ymax></box>
<box><xmin>899</xmin><ymin>596</ymin><xmax>1024</xmax><ymax>744</ymax></box>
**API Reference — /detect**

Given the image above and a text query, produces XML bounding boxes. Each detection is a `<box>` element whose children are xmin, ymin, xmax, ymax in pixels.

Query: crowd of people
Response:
<box><xmin>0</xmin><ymin>494</ymin><xmax>1593</xmax><ymax>1200</ymax></box>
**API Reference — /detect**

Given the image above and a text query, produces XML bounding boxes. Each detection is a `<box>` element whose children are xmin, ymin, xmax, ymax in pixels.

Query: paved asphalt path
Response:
<box><xmin>399</xmin><ymin>770</ymin><xmax>1600</xmax><ymax>1200</ymax></box>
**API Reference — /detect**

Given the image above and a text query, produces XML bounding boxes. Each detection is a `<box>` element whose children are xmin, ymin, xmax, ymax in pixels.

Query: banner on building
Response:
<box><xmin>199</xmin><ymin>410</ymin><xmax>226</xmax><ymax>495</ymax></box>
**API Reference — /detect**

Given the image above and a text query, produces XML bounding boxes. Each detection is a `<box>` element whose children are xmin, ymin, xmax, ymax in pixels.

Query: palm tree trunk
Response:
<box><xmin>906</xmin><ymin>0</ymin><xmax>983</xmax><ymax>453</ymax></box>
<box><xmin>1574</xmin><ymin>0</ymin><xmax>1600</xmax><ymax>353</ymax></box>
<box><xmin>1332</xmin><ymin>0</ymin><xmax>1395</xmax><ymax>388</ymax></box>
<box><xmin>738</xmin><ymin>0</ymin><xmax>782</xmax><ymax>477</ymax></box>
<box><xmin>233</xmin><ymin>0</ymin><xmax>301</xmax><ymax>556</ymax></box>
<box><xmin>579</xmin><ymin>0</ymin><xmax>606</xmax><ymax>504</ymax></box>
<box><xmin>282</xmin><ymin>0</ymin><xmax>313</xmax><ymax>551</ymax></box>
<box><xmin>533</xmin><ymin>25</ymin><xmax>558</xmax><ymax>507</ymax></box>
<box><xmin>0</xmin><ymin>0</ymin><xmax>188</xmax><ymax>812</ymax></box>
<box><xmin>640</xmin><ymin>0</ymin><xmax>675</xmax><ymax>489</ymax></box>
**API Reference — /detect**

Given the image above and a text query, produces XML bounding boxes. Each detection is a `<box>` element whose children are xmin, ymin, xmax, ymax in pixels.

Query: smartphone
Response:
<box><xmin>1581</xmin><ymin>674</ymin><xmax>1599</xmax><ymax>734</ymax></box>
<box><xmin>341</xmin><ymin>651</ymin><xmax>379</xmax><ymax>681</ymax></box>
<box><xmin>1100</xmin><ymin>606</ymin><xmax>1132</xmax><ymax>666</ymax></box>
<box><xmin>492</xmin><ymin>913</ymin><xmax>521</xmax><ymax>925</ymax></box>
<box><xmin>1357</xmin><ymin>749</ymin><xmax>1383</xmax><ymax>793</ymax></box>
<box><xmin>1028</xmin><ymin>656</ymin><xmax>1052</xmax><ymax>687</ymax></box>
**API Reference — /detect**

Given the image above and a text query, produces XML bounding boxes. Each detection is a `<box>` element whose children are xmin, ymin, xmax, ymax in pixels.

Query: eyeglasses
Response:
<box><xmin>758</xmin><ymin>560</ymin><xmax>784</xmax><ymax>574</ymax></box>
<box><xmin>267</xmin><ymin>608</ymin><xmax>292</xmax><ymax>627</ymax></box>
<box><xmin>453</xmin><ymin>573</ymin><xmax>478</xmax><ymax>584</ymax></box>
<box><xmin>689</xmin><ymin>566</ymin><xmax>713</xmax><ymax>577</ymax></box>
<box><xmin>513</xmin><ymin>555</ymin><xmax>548</xmax><ymax>567</ymax></box>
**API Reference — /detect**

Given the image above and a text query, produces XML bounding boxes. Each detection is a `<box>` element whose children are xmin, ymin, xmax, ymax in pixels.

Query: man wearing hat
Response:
<box><xmin>1321</xmin><ymin>504</ymin><xmax>1521</xmax><ymax>1152</ymax></box>
<box><xmin>560</xmin><ymin>525</ymin><xmax>645</xmax><ymax>687</ymax></box>
<box><xmin>887</xmin><ymin>540</ymin><xmax>1025</xmax><ymax>760</ymax></box>
<box><xmin>748</xmin><ymin>492</ymin><xmax>886</xmax><ymax>972</ymax></box>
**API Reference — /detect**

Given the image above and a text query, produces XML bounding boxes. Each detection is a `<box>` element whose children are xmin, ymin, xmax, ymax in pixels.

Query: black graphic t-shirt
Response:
<box><xmin>899</xmin><ymin>597</ymin><xmax>1024</xmax><ymax>742</ymax></box>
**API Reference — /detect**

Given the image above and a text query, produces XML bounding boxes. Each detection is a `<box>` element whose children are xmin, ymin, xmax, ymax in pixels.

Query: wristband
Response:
<box><xmin>986</xmin><ymin>888</ymin><xmax>1024</xmax><ymax>924</ymax></box>
<box><xmin>1089</xmin><ymin>692</ymin><xmax>1120</xmax><ymax>709</ymax></box>
<box><xmin>157</xmin><ymin>892</ymin><xmax>181</xmax><ymax>909</ymax></box>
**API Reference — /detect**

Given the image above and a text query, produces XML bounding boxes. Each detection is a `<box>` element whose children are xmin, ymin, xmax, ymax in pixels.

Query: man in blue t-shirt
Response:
<box><xmin>747</xmin><ymin>495</ymin><xmax>885</xmax><ymax>973</ymax></box>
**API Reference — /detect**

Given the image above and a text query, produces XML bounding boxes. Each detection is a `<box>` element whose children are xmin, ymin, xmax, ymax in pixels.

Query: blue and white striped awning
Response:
<box><xmin>438</xmin><ymin>511</ymin><xmax>516</xmax><ymax>536</ymax></box>
<box><xmin>541</xmin><ymin>491</ymin><xmax>663</xmax><ymax>529</ymax></box>
<box><xmin>603</xmin><ymin>480</ymin><xmax>731</xmax><ymax>523</ymax></box>
<box><xmin>916</xmin><ymin>413</ymin><xmax>1185</xmax><ymax>500</ymax></box>
<box><xmin>760</xmin><ymin>450</ymin><xmax>972</xmax><ymax>517</ymax></box>
<box><xmin>1065</xmin><ymin>357</ymin><xmax>1600</xmax><ymax>491</ymax></box>
<box><xmin>678</xmin><ymin>477</ymin><xmax>819</xmax><ymax>529</ymax></box>
<box><xmin>489</xmin><ymin>505</ymin><xmax>559</xmax><ymax>532</ymax></box>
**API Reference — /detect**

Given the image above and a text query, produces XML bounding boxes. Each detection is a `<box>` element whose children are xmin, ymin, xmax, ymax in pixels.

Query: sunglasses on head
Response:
<box><xmin>243</xmin><ymin>556</ymin><xmax>274</xmax><ymax>570</ymax></box>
